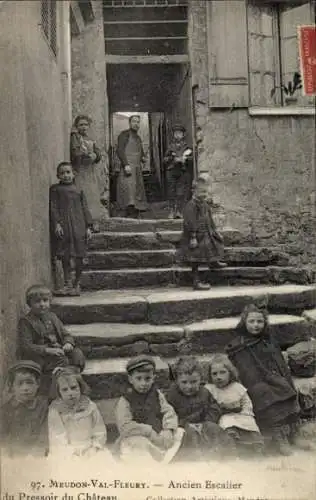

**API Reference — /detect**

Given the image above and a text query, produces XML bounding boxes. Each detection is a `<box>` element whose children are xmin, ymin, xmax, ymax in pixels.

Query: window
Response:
<box><xmin>206</xmin><ymin>0</ymin><xmax>314</xmax><ymax>110</ymax></box>
<box><xmin>247</xmin><ymin>0</ymin><xmax>314</xmax><ymax>107</ymax></box>
<box><xmin>41</xmin><ymin>0</ymin><xmax>57</xmax><ymax>56</ymax></box>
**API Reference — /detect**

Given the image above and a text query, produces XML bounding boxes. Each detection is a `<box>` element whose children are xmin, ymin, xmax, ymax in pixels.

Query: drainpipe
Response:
<box><xmin>60</xmin><ymin>0</ymin><xmax>72</xmax><ymax>160</ymax></box>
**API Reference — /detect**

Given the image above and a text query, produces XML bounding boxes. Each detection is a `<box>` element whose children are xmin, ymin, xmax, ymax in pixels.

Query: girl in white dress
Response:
<box><xmin>48</xmin><ymin>367</ymin><xmax>114</xmax><ymax>461</ymax></box>
<box><xmin>205</xmin><ymin>354</ymin><xmax>264</xmax><ymax>454</ymax></box>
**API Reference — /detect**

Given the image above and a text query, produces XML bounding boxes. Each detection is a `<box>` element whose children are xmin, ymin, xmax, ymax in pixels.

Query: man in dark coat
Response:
<box><xmin>226</xmin><ymin>304</ymin><xmax>301</xmax><ymax>455</ymax></box>
<box><xmin>116</xmin><ymin>115</ymin><xmax>147</xmax><ymax>218</ymax></box>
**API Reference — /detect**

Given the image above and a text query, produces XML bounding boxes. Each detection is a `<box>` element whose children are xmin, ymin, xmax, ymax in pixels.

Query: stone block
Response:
<box><xmin>87</xmin><ymin>340</ymin><xmax>149</xmax><ymax>359</ymax></box>
<box><xmin>147</xmin><ymin>285</ymin><xmax>316</xmax><ymax>325</ymax></box>
<box><xmin>52</xmin><ymin>292</ymin><xmax>148</xmax><ymax>324</ymax></box>
<box><xmin>80</xmin><ymin>267</ymin><xmax>313</xmax><ymax>291</ymax></box>
<box><xmin>69</xmin><ymin>322</ymin><xmax>184</xmax><ymax>347</ymax></box>
<box><xmin>89</xmin><ymin>232</ymin><xmax>173</xmax><ymax>251</ymax></box>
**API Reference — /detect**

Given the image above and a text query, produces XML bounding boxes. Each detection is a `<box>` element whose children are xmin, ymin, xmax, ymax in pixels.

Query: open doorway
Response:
<box><xmin>107</xmin><ymin>63</ymin><xmax>194</xmax><ymax>217</ymax></box>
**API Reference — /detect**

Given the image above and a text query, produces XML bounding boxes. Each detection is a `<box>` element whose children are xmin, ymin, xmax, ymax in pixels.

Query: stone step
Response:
<box><xmin>99</xmin><ymin>217</ymin><xmax>183</xmax><ymax>233</ymax></box>
<box><xmin>83</xmin><ymin>353</ymin><xmax>316</xmax><ymax>400</ymax></box>
<box><xmin>80</xmin><ymin>266</ymin><xmax>313</xmax><ymax>291</ymax></box>
<box><xmin>89</xmin><ymin>228</ymin><xmax>249</xmax><ymax>251</ymax></box>
<box><xmin>85</xmin><ymin>247</ymin><xmax>290</xmax><ymax>270</ymax></box>
<box><xmin>69</xmin><ymin>314</ymin><xmax>313</xmax><ymax>360</ymax></box>
<box><xmin>52</xmin><ymin>284</ymin><xmax>316</xmax><ymax>325</ymax></box>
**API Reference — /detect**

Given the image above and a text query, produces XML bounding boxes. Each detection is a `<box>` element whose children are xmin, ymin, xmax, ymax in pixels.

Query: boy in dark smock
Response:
<box><xmin>115</xmin><ymin>355</ymin><xmax>181</xmax><ymax>463</ymax></box>
<box><xmin>164</xmin><ymin>125</ymin><xmax>193</xmax><ymax>219</ymax></box>
<box><xmin>50</xmin><ymin>161</ymin><xmax>93</xmax><ymax>296</ymax></box>
<box><xmin>18</xmin><ymin>285</ymin><xmax>85</xmax><ymax>377</ymax></box>
<box><xmin>167</xmin><ymin>357</ymin><xmax>234</xmax><ymax>461</ymax></box>
<box><xmin>1</xmin><ymin>361</ymin><xmax>49</xmax><ymax>457</ymax></box>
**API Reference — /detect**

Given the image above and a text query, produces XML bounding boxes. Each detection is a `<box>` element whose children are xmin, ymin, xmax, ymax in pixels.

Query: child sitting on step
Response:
<box><xmin>178</xmin><ymin>174</ymin><xmax>226</xmax><ymax>290</ymax></box>
<box><xmin>115</xmin><ymin>355</ymin><xmax>183</xmax><ymax>464</ymax></box>
<box><xmin>18</xmin><ymin>285</ymin><xmax>85</xmax><ymax>380</ymax></box>
<box><xmin>1</xmin><ymin>360</ymin><xmax>49</xmax><ymax>457</ymax></box>
<box><xmin>50</xmin><ymin>161</ymin><xmax>93</xmax><ymax>296</ymax></box>
<box><xmin>226</xmin><ymin>304</ymin><xmax>309</xmax><ymax>456</ymax></box>
<box><xmin>48</xmin><ymin>367</ymin><xmax>114</xmax><ymax>460</ymax></box>
<box><xmin>166</xmin><ymin>356</ymin><xmax>235</xmax><ymax>461</ymax></box>
<box><xmin>205</xmin><ymin>354</ymin><xmax>264</xmax><ymax>455</ymax></box>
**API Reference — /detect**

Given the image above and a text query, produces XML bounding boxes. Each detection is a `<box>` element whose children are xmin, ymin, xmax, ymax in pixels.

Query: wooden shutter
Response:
<box><xmin>207</xmin><ymin>0</ymin><xmax>249</xmax><ymax>108</ymax></box>
<box><xmin>247</xmin><ymin>2</ymin><xmax>278</xmax><ymax>106</ymax></box>
<box><xmin>279</xmin><ymin>2</ymin><xmax>313</xmax><ymax>105</ymax></box>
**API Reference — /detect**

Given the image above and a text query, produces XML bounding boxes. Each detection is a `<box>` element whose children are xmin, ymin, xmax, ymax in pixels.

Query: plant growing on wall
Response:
<box><xmin>270</xmin><ymin>72</ymin><xmax>303</xmax><ymax>99</ymax></box>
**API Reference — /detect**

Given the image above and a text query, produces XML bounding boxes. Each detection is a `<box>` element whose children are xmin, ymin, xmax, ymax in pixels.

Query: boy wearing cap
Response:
<box><xmin>1</xmin><ymin>360</ymin><xmax>49</xmax><ymax>457</ymax></box>
<box><xmin>18</xmin><ymin>285</ymin><xmax>85</xmax><ymax>376</ymax></box>
<box><xmin>164</xmin><ymin>125</ymin><xmax>193</xmax><ymax>219</ymax></box>
<box><xmin>115</xmin><ymin>355</ymin><xmax>182</xmax><ymax>463</ymax></box>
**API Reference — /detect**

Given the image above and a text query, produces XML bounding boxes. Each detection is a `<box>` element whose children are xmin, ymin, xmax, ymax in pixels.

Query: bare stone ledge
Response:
<box><xmin>80</xmin><ymin>266</ymin><xmax>314</xmax><ymax>291</ymax></box>
<box><xmin>52</xmin><ymin>285</ymin><xmax>316</xmax><ymax>326</ymax></box>
<box><xmin>52</xmin><ymin>292</ymin><xmax>148</xmax><ymax>324</ymax></box>
<box><xmin>89</xmin><ymin>231</ymin><xmax>174</xmax><ymax>251</ymax></box>
<box><xmin>68</xmin><ymin>322</ymin><xmax>185</xmax><ymax>347</ymax></box>
<box><xmin>147</xmin><ymin>285</ymin><xmax>316</xmax><ymax>325</ymax></box>
<box><xmin>89</xmin><ymin>228</ymin><xmax>250</xmax><ymax>251</ymax></box>
<box><xmin>85</xmin><ymin>247</ymin><xmax>290</xmax><ymax>270</ymax></box>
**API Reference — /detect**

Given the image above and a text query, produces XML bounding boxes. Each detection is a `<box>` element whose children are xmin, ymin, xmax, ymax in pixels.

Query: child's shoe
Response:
<box><xmin>193</xmin><ymin>280</ymin><xmax>211</xmax><ymax>291</ymax></box>
<box><xmin>53</xmin><ymin>288</ymin><xmax>68</xmax><ymax>297</ymax></box>
<box><xmin>210</xmin><ymin>261</ymin><xmax>228</xmax><ymax>269</ymax></box>
<box><xmin>174</xmin><ymin>211</ymin><xmax>182</xmax><ymax>219</ymax></box>
<box><xmin>274</xmin><ymin>434</ymin><xmax>293</xmax><ymax>456</ymax></box>
<box><xmin>69</xmin><ymin>284</ymin><xmax>81</xmax><ymax>297</ymax></box>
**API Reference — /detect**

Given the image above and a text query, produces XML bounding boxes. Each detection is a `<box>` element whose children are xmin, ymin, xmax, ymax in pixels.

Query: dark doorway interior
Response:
<box><xmin>107</xmin><ymin>63</ymin><xmax>193</xmax><ymax>212</ymax></box>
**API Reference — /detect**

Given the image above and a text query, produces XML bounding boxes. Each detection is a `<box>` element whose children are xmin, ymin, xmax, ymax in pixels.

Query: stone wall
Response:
<box><xmin>71</xmin><ymin>0</ymin><xmax>109</xmax><ymax>218</ymax></box>
<box><xmin>188</xmin><ymin>1</ymin><xmax>315</xmax><ymax>264</ymax></box>
<box><xmin>0</xmin><ymin>1</ymin><xmax>66</xmax><ymax>382</ymax></box>
<box><xmin>166</xmin><ymin>64</ymin><xmax>193</xmax><ymax>147</ymax></box>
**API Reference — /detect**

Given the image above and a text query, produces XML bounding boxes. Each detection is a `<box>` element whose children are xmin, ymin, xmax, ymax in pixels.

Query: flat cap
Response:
<box><xmin>8</xmin><ymin>360</ymin><xmax>42</xmax><ymax>376</ymax></box>
<box><xmin>172</xmin><ymin>124</ymin><xmax>186</xmax><ymax>133</ymax></box>
<box><xmin>126</xmin><ymin>355</ymin><xmax>156</xmax><ymax>373</ymax></box>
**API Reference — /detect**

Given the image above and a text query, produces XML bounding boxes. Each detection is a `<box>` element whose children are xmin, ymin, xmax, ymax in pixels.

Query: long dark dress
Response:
<box><xmin>49</xmin><ymin>182</ymin><xmax>92</xmax><ymax>259</ymax></box>
<box><xmin>226</xmin><ymin>312</ymin><xmax>300</xmax><ymax>433</ymax></box>
<box><xmin>116</xmin><ymin>129</ymin><xmax>147</xmax><ymax>212</ymax></box>
<box><xmin>179</xmin><ymin>197</ymin><xmax>224</xmax><ymax>264</ymax></box>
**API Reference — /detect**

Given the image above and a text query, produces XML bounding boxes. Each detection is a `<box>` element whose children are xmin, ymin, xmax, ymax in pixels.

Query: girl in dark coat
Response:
<box><xmin>226</xmin><ymin>304</ymin><xmax>301</xmax><ymax>455</ymax></box>
<box><xmin>50</xmin><ymin>162</ymin><xmax>93</xmax><ymax>296</ymax></box>
<box><xmin>179</xmin><ymin>174</ymin><xmax>226</xmax><ymax>290</ymax></box>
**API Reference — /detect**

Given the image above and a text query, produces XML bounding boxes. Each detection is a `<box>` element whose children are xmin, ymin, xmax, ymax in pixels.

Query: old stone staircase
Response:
<box><xmin>52</xmin><ymin>218</ymin><xmax>316</xmax><ymax>439</ymax></box>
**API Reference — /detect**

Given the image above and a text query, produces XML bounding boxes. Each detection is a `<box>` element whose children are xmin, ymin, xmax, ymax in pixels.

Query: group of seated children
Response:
<box><xmin>1</xmin><ymin>285</ymin><xmax>314</xmax><ymax>461</ymax></box>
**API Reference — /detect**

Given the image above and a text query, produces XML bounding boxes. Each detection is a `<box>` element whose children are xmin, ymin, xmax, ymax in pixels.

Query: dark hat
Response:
<box><xmin>8</xmin><ymin>360</ymin><xmax>42</xmax><ymax>377</ymax></box>
<box><xmin>172</xmin><ymin>124</ymin><xmax>186</xmax><ymax>133</ymax></box>
<box><xmin>126</xmin><ymin>355</ymin><xmax>156</xmax><ymax>374</ymax></box>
